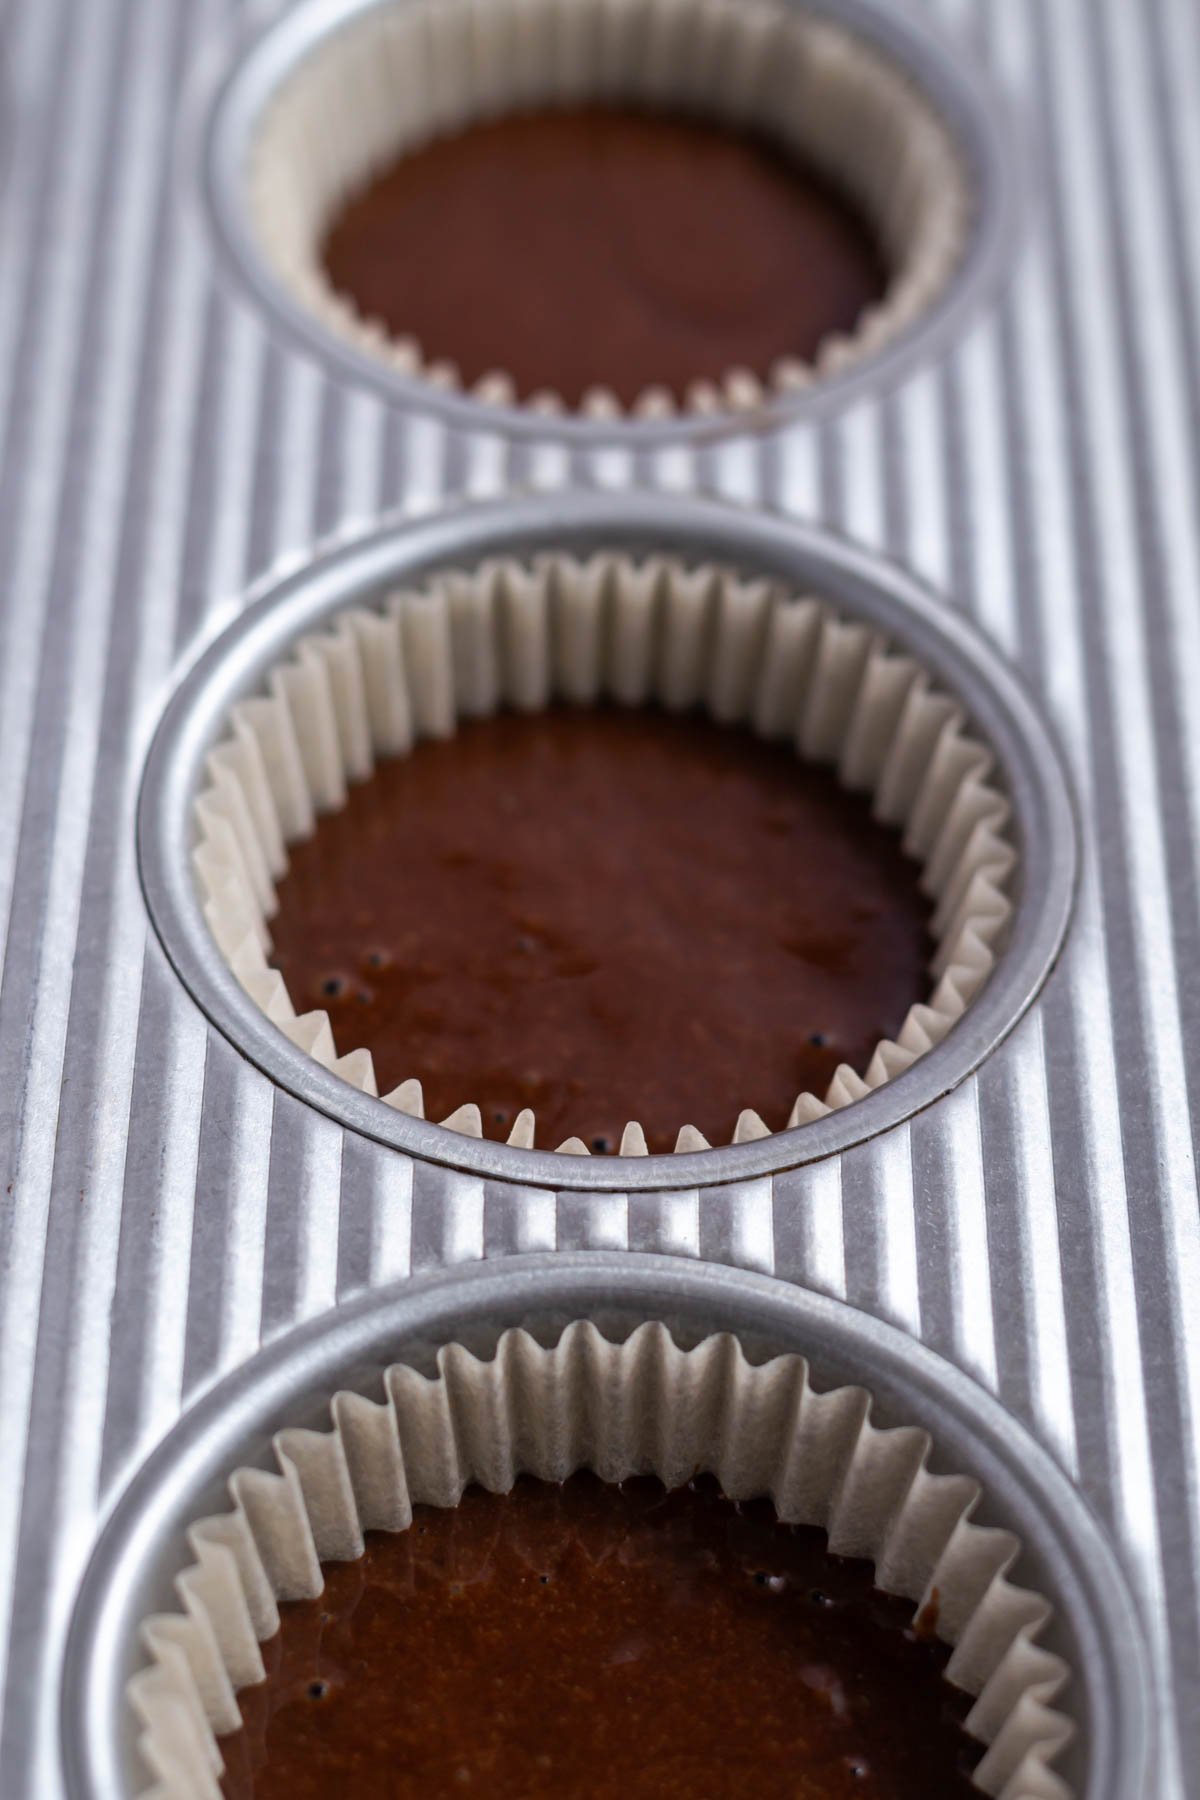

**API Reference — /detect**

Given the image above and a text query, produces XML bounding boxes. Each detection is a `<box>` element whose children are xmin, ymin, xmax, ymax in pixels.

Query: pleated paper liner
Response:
<box><xmin>192</xmin><ymin>552</ymin><xmax>1016</xmax><ymax>1156</ymax></box>
<box><xmin>247</xmin><ymin>0</ymin><xmax>970</xmax><ymax>419</ymax></box>
<box><xmin>127</xmin><ymin>1322</ymin><xmax>1074</xmax><ymax>1799</ymax></box>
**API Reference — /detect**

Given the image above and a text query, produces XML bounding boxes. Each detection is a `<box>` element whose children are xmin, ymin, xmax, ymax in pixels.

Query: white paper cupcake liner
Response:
<box><xmin>192</xmin><ymin>552</ymin><xmax>1016</xmax><ymax>1156</ymax></box>
<box><xmin>127</xmin><ymin>1320</ymin><xmax>1074</xmax><ymax>1799</ymax></box>
<box><xmin>247</xmin><ymin>0</ymin><xmax>971</xmax><ymax>418</ymax></box>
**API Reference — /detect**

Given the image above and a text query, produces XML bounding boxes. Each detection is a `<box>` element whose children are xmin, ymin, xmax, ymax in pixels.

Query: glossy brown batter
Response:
<box><xmin>218</xmin><ymin>1473</ymin><xmax>981</xmax><ymax>1800</ymax></box>
<box><xmin>270</xmin><ymin>707</ymin><xmax>932</xmax><ymax>1151</ymax></box>
<box><xmin>322</xmin><ymin>110</ymin><xmax>887</xmax><ymax>406</ymax></box>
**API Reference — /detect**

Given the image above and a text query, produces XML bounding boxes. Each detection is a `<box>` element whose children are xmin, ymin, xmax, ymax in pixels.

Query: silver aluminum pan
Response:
<box><xmin>61</xmin><ymin>1253</ymin><xmax>1153</xmax><ymax>1799</ymax></box>
<box><xmin>0</xmin><ymin>0</ymin><xmax>1196</xmax><ymax>1795</ymax></box>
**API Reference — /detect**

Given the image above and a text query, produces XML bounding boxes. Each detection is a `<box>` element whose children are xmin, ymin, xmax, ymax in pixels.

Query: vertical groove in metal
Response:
<box><xmin>0</xmin><ymin>0</ymin><xmax>1195</xmax><ymax>1792</ymax></box>
<box><xmin>1016</xmin><ymin>0</ymin><xmax>1192</xmax><ymax>1788</ymax></box>
<box><xmin>0</xmin><ymin>1</ymin><xmax>222</xmax><ymax>1788</ymax></box>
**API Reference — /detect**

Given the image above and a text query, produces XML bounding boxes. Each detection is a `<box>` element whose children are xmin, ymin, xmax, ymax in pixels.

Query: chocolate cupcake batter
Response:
<box><xmin>322</xmin><ymin>109</ymin><xmax>887</xmax><ymax>407</ymax></box>
<box><xmin>218</xmin><ymin>1472</ymin><xmax>982</xmax><ymax>1799</ymax></box>
<box><xmin>270</xmin><ymin>707</ymin><xmax>933</xmax><ymax>1151</ymax></box>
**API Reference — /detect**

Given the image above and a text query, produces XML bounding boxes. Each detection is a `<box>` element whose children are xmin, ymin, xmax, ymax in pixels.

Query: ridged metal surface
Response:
<box><xmin>0</xmin><ymin>0</ymin><xmax>1197</xmax><ymax>1794</ymax></box>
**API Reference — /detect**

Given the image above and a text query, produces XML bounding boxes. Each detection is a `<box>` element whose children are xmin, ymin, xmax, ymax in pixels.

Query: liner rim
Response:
<box><xmin>60</xmin><ymin>1256</ymin><xmax>1151</xmax><ymax>1800</ymax></box>
<box><xmin>202</xmin><ymin>0</ymin><xmax>1023</xmax><ymax>443</ymax></box>
<box><xmin>130</xmin><ymin>1321</ymin><xmax>1077</xmax><ymax>1798</ymax></box>
<box><xmin>189</xmin><ymin>548</ymin><xmax>1019</xmax><ymax>1156</ymax></box>
<box><xmin>136</xmin><ymin>493</ymin><xmax>1079</xmax><ymax>1189</ymax></box>
<box><xmin>246</xmin><ymin>0</ymin><xmax>972</xmax><ymax>421</ymax></box>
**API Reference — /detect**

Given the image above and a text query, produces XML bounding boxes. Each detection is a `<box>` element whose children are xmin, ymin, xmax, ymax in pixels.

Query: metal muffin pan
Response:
<box><xmin>202</xmin><ymin>0</ymin><xmax>1021</xmax><ymax>443</ymax></box>
<box><xmin>2</xmin><ymin>0</ymin><xmax>1197</xmax><ymax>1794</ymax></box>
<box><xmin>62</xmin><ymin>1253</ymin><xmax>1153</xmax><ymax>1799</ymax></box>
<box><xmin>137</xmin><ymin>489</ymin><xmax>1077</xmax><ymax>1189</ymax></box>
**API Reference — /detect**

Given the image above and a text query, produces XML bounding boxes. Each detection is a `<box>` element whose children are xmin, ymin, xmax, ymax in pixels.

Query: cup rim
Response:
<box><xmin>136</xmin><ymin>490</ymin><xmax>1079</xmax><ymax>1190</ymax></box>
<box><xmin>60</xmin><ymin>1252</ymin><xmax>1153</xmax><ymax>1799</ymax></box>
<box><xmin>201</xmin><ymin>0</ymin><xmax>1024</xmax><ymax>443</ymax></box>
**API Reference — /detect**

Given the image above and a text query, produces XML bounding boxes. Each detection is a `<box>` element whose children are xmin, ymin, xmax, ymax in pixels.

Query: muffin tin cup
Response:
<box><xmin>138</xmin><ymin>492</ymin><xmax>1077</xmax><ymax>1187</ymax></box>
<box><xmin>61</xmin><ymin>1255</ymin><xmax>1150</xmax><ymax>1800</ymax></box>
<box><xmin>204</xmin><ymin>0</ymin><xmax>1019</xmax><ymax>439</ymax></box>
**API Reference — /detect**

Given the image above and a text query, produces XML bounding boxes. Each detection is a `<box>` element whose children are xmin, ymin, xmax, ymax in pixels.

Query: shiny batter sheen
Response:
<box><xmin>270</xmin><ymin>708</ymin><xmax>933</xmax><ymax>1151</ymax></box>
<box><xmin>322</xmin><ymin>109</ymin><xmax>887</xmax><ymax>407</ymax></box>
<box><xmin>218</xmin><ymin>1473</ymin><xmax>981</xmax><ymax>1800</ymax></box>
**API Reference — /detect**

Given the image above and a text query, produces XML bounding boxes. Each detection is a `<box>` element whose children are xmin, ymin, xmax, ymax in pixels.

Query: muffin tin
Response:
<box><xmin>0</xmin><ymin>0</ymin><xmax>1193</xmax><ymax>1794</ymax></box>
<box><xmin>63</xmin><ymin>1256</ymin><xmax>1150</xmax><ymax>1799</ymax></box>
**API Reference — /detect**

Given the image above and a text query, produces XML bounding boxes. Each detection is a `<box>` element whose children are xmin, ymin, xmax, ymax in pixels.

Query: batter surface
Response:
<box><xmin>218</xmin><ymin>1472</ymin><xmax>981</xmax><ymax>1800</ymax></box>
<box><xmin>322</xmin><ymin>109</ymin><xmax>887</xmax><ymax>406</ymax></box>
<box><xmin>269</xmin><ymin>707</ymin><xmax>933</xmax><ymax>1151</ymax></box>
